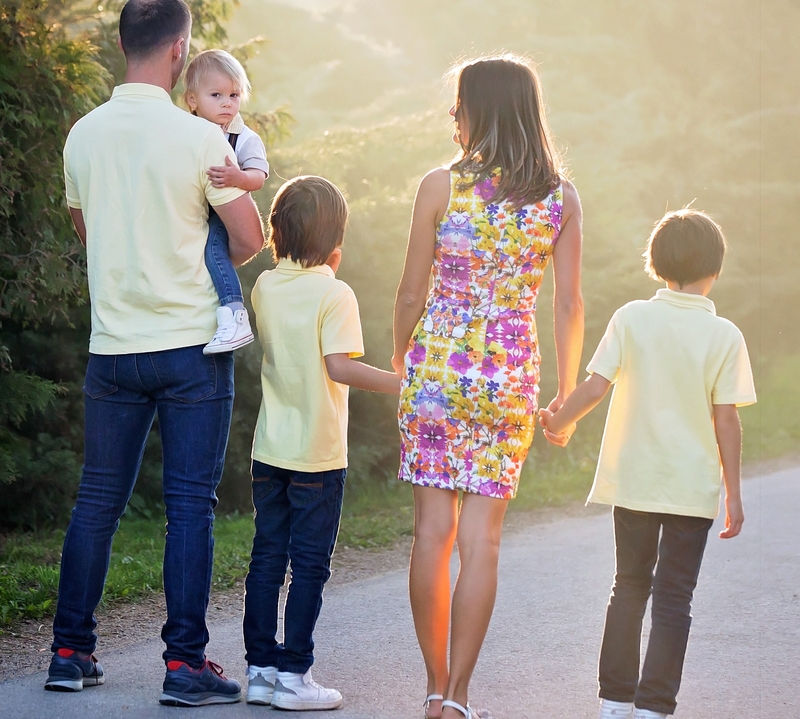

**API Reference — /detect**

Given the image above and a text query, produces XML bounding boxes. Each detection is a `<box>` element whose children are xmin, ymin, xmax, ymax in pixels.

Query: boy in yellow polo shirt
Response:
<box><xmin>539</xmin><ymin>209</ymin><xmax>756</xmax><ymax>719</ymax></box>
<box><xmin>243</xmin><ymin>176</ymin><xmax>400</xmax><ymax>711</ymax></box>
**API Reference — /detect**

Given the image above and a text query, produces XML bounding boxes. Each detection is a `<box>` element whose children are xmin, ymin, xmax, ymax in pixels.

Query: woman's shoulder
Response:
<box><xmin>416</xmin><ymin>166</ymin><xmax>452</xmax><ymax>219</ymax></box>
<box><xmin>556</xmin><ymin>177</ymin><xmax>581</xmax><ymax>221</ymax></box>
<box><xmin>419</xmin><ymin>166</ymin><xmax>451</xmax><ymax>190</ymax></box>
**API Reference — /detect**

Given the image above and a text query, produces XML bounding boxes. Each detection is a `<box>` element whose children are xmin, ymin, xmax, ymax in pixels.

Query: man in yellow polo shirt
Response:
<box><xmin>45</xmin><ymin>0</ymin><xmax>264</xmax><ymax>706</ymax></box>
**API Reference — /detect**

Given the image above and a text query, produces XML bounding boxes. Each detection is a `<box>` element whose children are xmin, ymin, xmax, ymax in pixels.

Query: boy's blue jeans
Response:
<box><xmin>51</xmin><ymin>346</ymin><xmax>234</xmax><ymax>668</ymax></box>
<box><xmin>205</xmin><ymin>210</ymin><xmax>244</xmax><ymax>306</ymax></box>
<box><xmin>243</xmin><ymin>461</ymin><xmax>346</xmax><ymax>674</ymax></box>
<box><xmin>599</xmin><ymin>507</ymin><xmax>713</xmax><ymax>715</ymax></box>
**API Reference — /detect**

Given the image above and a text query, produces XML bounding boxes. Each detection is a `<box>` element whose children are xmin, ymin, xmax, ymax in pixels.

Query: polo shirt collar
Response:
<box><xmin>653</xmin><ymin>288</ymin><xmax>716</xmax><ymax>314</ymax></box>
<box><xmin>226</xmin><ymin>113</ymin><xmax>245</xmax><ymax>134</ymax></box>
<box><xmin>111</xmin><ymin>83</ymin><xmax>172</xmax><ymax>103</ymax></box>
<box><xmin>276</xmin><ymin>258</ymin><xmax>335</xmax><ymax>277</ymax></box>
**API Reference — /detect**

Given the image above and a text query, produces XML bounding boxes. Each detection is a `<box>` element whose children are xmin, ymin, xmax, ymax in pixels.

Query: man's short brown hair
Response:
<box><xmin>644</xmin><ymin>208</ymin><xmax>727</xmax><ymax>287</ymax></box>
<box><xmin>268</xmin><ymin>176</ymin><xmax>348</xmax><ymax>268</ymax></box>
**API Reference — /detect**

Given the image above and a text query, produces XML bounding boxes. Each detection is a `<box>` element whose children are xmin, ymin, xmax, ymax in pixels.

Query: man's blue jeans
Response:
<box><xmin>51</xmin><ymin>346</ymin><xmax>234</xmax><ymax>668</ymax></box>
<box><xmin>205</xmin><ymin>211</ymin><xmax>244</xmax><ymax>306</ymax></box>
<box><xmin>243</xmin><ymin>461</ymin><xmax>346</xmax><ymax>673</ymax></box>
<box><xmin>598</xmin><ymin>507</ymin><xmax>713</xmax><ymax>715</ymax></box>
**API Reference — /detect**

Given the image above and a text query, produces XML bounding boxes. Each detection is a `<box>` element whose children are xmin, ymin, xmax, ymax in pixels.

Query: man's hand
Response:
<box><xmin>207</xmin><ymin>156</ymin><xmax>243</xmax><ymax>189</ymax></box>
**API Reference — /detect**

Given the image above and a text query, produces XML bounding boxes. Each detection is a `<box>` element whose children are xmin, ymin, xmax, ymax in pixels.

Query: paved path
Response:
<box><xmin>2</xmin><ymin>467</ymin><xmax>798</xmax><ymax>718</ymax></box>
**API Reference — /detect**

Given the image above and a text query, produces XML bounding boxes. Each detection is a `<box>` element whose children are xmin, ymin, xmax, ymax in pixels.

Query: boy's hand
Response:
<box><xmin>538</xmin><ymin>408</ymin><xmax>576</xmax><ymax>448</ymax></box>
<box><xmin>719</xmin><ymin>494</ymin><xmax>744</xmax><ymax>539</ymax></box>
<box><xmin>208</xmin><ymin>156</ymin><xmax>243</xmax><ymax>189</ymax></box>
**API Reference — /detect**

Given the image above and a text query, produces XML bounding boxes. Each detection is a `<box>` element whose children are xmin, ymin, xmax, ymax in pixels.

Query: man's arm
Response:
<box><xmin>69</xmin><ymin>208</ymin><xmax>87</xmax><ymax>247</ymax></box>
<box><xmin>213</xmin><ymin>193</ymin><xmax>265</xmax><ymax>266</ymax></box>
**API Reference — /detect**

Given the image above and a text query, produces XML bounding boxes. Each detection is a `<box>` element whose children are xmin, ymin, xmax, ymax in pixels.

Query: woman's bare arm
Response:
<box><xmin>391</xmin><ymin>168</ymin><xmax>450</xmax><ymax>373</ymax></box>
<box><xmin>548</xmin><ymin>180</ymin><xmax>584</xmax><ymax>410</ymax></box>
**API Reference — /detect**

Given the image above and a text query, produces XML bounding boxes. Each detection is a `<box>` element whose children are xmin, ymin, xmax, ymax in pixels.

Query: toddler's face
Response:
<box><xmin>187</xmin><ymin>70</ymin><xmax>241</xmax><ymax>127</ymax></box>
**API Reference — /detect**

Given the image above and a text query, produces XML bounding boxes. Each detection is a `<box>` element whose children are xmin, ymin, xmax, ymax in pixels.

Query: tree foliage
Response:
<box><xmin>0</xmin><ymin>0</ymin><xmax>291</xmax><ymax>529</ymax></box>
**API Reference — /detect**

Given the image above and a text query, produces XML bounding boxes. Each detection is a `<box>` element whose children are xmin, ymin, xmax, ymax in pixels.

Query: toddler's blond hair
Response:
<box><xmin>184</xmin><ymin>49</ymin><xmax>251</xmax><ymax>106</ymax></box>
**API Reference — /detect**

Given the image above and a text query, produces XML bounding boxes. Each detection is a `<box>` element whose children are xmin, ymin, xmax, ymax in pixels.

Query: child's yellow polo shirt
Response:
<box><xmin>63</xmin><ymin>83</ymin><xmax>244</xmax><ymax>354</ymax></box>
<box><xmin>586</xmin><ymin>289</ymin><xmax>756</xmax><ymax>519</ymax></box>
<box><xmin>251</xmin><ymin>259</ymin><xmax>364</xmax><ymax>472</ymax></box>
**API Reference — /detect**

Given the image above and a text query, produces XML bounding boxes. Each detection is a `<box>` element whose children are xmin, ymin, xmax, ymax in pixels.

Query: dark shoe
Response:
<box><xmin>44</xmin><ymin>648</ymin><xmax>105</xmax><ymax>692</ymax></box>
<box><xmin>159</xmin><ymin>659</ymin><xmax>242</xmax><ymax>706</ymax></box>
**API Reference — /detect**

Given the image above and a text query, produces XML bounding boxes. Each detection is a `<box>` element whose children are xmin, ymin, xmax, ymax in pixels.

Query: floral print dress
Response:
<box><xmin>398</xmin><ymin>169</ymin><xmax>563</xmax><ymax>499</ymax></box>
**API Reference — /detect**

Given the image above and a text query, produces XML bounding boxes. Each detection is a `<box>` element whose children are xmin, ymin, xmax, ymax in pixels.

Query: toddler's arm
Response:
<box><xmin>713</xmin><ymin>403</ymin><xmax>744</xmax><ymax>539</ymax></box>
<box><xmin>538</xmin><ymin>372</ymin><xmax>611</xmax><ymax>446</ymax></box>
<box><xmin>325</xmin><ymin>353</ymin><xmax>401</xmax><ymax>395</ymax></box>
<box><xmin>207</xmin><ymin>156</ymin><xmax>267</xmax><ymax>192</ymax></box>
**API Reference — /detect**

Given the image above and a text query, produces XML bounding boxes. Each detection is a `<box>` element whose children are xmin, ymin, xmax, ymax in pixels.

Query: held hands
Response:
<box><xmin>538</xmin><ymin>397</ymin><xmax>576</xmax><ymax>448</ymax></box>
<box><xmin>207</xmin><ymin>156</ymin><xmax>243</xmax><ymax>189</ymax></box>
<box><xmin>719</xmin><ymin>494</ymin><xmax>744</xmax><ymax>539</ymax></box>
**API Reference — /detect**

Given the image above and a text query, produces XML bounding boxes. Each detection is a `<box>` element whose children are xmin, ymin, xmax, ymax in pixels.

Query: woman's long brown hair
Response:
<box><xmin>450</xmin><ymin>55</ymin><xmax>562</xmax><ymax>208</ymax></box>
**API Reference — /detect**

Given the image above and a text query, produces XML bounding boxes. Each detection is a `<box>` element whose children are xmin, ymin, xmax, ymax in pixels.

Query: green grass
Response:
<box><xmin>1</xmin><ymin>353</ymin><xmax>798</xmax><ymax>628</ymax></box>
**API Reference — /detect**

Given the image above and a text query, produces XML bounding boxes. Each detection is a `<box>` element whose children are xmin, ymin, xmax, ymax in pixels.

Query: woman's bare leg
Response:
<box><xmin>442</xmin><ymin>493</ymin><xmax>508</xmax><ymax>718</ymax></box>
<box><xmin>409</xmin><ymin>485</ymin><xmax>459</xmax><ymax>719</ymax></box>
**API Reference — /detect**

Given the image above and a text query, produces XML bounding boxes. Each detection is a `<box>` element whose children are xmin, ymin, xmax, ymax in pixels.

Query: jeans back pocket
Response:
<box><xmin>84</xmin><ymin>354</ymin><xmax>118</xmax><ymax>399</ymax></box>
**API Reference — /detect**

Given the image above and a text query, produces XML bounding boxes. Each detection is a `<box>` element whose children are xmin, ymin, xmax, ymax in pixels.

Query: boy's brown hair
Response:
<box><xmin>268</xmin><ymin>176</ymin><xmax>349</xmax><ymax>268</ymax></box>
<box><xmin>644</xmin><ymin>208</ymin><xmax>727</xmax><ymax>287</ymax></box>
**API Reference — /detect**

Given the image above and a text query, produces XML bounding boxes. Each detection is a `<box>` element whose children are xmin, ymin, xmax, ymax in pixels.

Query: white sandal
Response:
<box><xmin>424</xmin><ymin>693</ymin><xmax>444</xmax><ymax>718</ymax></box>
<box><xmin>442</xmin><ymin>699</ymin><xmax>475</xmax><ymax>718</ymax></box>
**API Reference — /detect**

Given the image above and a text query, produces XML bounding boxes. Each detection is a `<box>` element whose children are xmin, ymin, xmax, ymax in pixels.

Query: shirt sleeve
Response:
<box><xmin>200</xmin><ymin>128</ymin><xmax>247</xmax><ymax>208</ymax></box>
<box><xmin>235</xmin><ymin>132</ymin><xmax>270</xmax><ymax>176</ymax></box>
<box><xmin>321</xmin><ymin>284</ymin><xmax>365</xmax><ymax>359</ymax></box>
<box><xmin>63</xmin><ymin>138</ymin><xmax>81</xmax><ymax>209</ymax></box>
<box><xmin>712</xmin><ymin>330</ymin><xmax>757</xmax><ymax>406</ymax></box>
<box><xmin>586</xmin><ymin>310</ymin><xmax>623</xmax><ymax>383</ymax></box>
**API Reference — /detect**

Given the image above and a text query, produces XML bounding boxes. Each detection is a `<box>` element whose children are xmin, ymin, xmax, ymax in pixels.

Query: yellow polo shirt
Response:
<box><xmin>63</xmin><ymin>83</ymin><xmax>245</xmax><ymax>354</ymax></box>
<box><xmin>251</xmin><ymin>259</ymin><xmax>364</xmax><ymax>472</ymax></box>
<box><xmin>586</xmin><ymin>289</ymin><xmax>756</xmax><ymax>518</ymax></box>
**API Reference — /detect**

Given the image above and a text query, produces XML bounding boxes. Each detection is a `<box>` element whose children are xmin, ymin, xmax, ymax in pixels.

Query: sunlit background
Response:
<box><xmin>1</xmin><ymin>0</ymin><xmax>797</xmax><ymax>561</ymax></box>
<box><xmin>217</xmin><ymin>0</ymin><xmax>799</xmax><ymax>518</ymax></box>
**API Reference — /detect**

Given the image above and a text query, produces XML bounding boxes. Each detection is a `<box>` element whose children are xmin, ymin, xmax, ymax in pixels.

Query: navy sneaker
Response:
<box><xmin>159</xmin><ymin>659</ymin><xmax>242</xmax><ymax>706</ymax></box>
<box><xmin>44</xmin><ymin>648</ymin><xmax>105</xmax><ymax>692</ymax></box>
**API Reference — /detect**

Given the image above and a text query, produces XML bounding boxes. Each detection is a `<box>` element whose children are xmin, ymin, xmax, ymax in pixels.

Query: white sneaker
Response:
<box><xmin>246</xmin><ymin>665</ymin><xmax>276</xmax><ymax>705</ymax></box>
<box><xmin>271</xmin><ymin>669</ymin><xmax>343</xmax><ymax>711</ymax></box>
<box><xmin>600</xmin><ymin>699</ymin><xmax>635</xmax><ymax>718</ymax></box>
<box><xmin>203</xmin><ymin>306</ymin><xmax>254</xmax><ymax>354</ymax></box>
<box><xmin>633</xmin><ymin>710</ymin><xmax>669</xmax><ymax>719</ymax></box>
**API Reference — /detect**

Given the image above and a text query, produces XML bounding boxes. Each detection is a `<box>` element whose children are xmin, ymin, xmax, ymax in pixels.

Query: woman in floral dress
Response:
<box><xmin>392</xmin><ymin>55</ymin><xmax>584</xmax><ymax>719</ymax></box>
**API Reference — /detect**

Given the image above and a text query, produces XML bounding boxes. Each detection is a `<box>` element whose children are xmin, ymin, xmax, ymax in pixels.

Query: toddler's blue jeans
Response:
<box><xmin>243</xmin><ymin>461</ymin><xmax>346</xmax><ymax>674</ymax></box>
<box><xmin>205</xmin><ymin>210</ymin><xmax>244</xmax><ymax>306</ymax></box>
<box><xmin>598</xmin><ymin>507</ymin><xmax>713</xmax><ymax>715</ymax></box>
<box><xmin>51</xmin><ymin>346</ymin><xmax>234</xmax><ymax>667</ymax></box>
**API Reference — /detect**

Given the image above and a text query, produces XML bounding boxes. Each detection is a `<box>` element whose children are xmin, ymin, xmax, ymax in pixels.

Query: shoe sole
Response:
<box><xmin>45</xmin><ymin>675</ymin><xmax>105</xmax><ymax>691</ymax></box>
<box><xmin>270</xmin><ymin>695</ymin><xmax>343</xmax><ymax>711</ymax></box>
<box><xmin>202</xmin><ymin>333</ymin><xmax>255</xmax><ymax>355</ymax></box>
<box><xmin>159</xmin><ymin>691</ymin><xmax>242</xmax><ymax>706</ymax></box>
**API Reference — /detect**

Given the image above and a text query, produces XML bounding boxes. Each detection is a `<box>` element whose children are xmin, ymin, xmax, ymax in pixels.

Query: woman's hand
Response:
<box><xmin>538</xmin><ymin>408</ymin><xmax>576</xmax><ymax>447</ymax></box>
<box><xmin>391</xmin><ymin>354</ymin><xmax>404</xmax><ymax>375</ymax></box>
